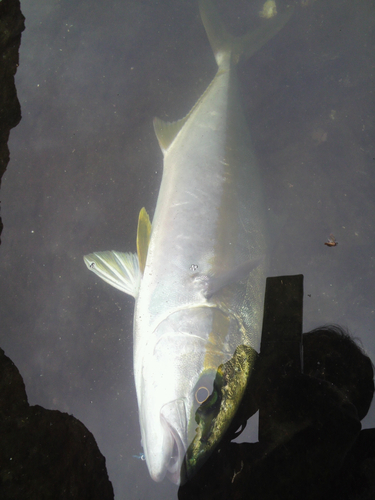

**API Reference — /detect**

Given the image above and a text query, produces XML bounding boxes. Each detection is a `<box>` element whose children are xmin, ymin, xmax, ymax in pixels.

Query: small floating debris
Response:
<box><xmin>324</xmin><ymin>234</ymin><xmax>338</xmax><ymax>247</ymax></box>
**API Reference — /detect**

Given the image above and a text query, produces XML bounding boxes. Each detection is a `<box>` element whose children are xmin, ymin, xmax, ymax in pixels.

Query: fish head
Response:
<box><xmin>136</xmin><ymin>307</ymin><xmax>257</xmax><ymax>484</ymax></box>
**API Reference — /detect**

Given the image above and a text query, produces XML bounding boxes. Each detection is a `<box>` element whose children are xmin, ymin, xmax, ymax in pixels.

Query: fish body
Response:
<box><xmin>84</xmin><ymin>0</ymin><xmax>292</xmax><ymax>485</ymax></box>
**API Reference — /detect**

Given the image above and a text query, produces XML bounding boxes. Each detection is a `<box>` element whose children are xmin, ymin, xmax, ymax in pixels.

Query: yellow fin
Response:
<box><xmin>136</xmin><ymin>207</ymin><xmax>152</xmax><ymax>274</ymax></box>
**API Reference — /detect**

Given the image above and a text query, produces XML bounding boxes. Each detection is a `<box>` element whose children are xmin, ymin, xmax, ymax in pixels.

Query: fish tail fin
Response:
<box><xmin>199</xmin><ymin>0</ymin><xmax>293</xmax><ymax>66</ymax></box>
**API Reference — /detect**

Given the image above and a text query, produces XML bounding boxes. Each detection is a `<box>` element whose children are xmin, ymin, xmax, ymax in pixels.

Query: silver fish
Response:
<box><xmin>84</xmin><ymin>0</ymin><xmax>292</xmax><ymax>485</ymax></box>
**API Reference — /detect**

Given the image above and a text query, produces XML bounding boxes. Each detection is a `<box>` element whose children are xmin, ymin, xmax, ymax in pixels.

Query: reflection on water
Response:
<box><xmin>0</xmin><ymin>0</ymin><xmax>374</xmax><ymax>498</ymax></box>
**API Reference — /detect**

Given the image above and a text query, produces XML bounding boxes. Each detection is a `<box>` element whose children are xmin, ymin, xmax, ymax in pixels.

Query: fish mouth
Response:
<box><xmin>160</xmin><ymin>399</ymin><xmax>187</xmax><ymax>485</ymax></box>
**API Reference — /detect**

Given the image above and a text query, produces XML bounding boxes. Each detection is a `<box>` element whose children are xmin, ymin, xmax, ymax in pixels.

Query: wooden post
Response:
<box><xmin>258</xmin><ymin>275</ymin><xmax>304</xmax><ymax>443</ymax></box>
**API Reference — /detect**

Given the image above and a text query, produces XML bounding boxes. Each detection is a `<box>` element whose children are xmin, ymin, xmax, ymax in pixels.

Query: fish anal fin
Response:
<box><xmin>153</xmin><ymin>116</ymin><xmax>189</xmax><ymax>153</ymax></box>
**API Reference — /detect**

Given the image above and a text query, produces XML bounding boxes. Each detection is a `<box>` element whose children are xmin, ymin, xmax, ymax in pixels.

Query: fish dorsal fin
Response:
<box><xmin>153</xmin><ymin>116</ymin><xmax>189</xmax><ymax>154</ymax></box>
<box><xmin>84</xmin><ymin>251</ymin><xmax>141</xmax><ymax>298</ymax></box>
<box><xmin>136</xmin><ymin>207</ymin><xmax>152</xmax><ymax>274</ymax></box>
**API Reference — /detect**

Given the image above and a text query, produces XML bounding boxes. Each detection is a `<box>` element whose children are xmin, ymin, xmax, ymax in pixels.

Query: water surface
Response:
<box><xmin>1</xmin><ymin>0</ymin><xmax>374</xmax><ymax>498</ymax></box>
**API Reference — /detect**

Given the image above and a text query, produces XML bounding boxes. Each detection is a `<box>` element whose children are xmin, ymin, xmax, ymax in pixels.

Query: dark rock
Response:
<box><xmin>0</xmin><ymin>0</ymin><xmax>25</xmax><ymax>243</ymax></box>
<box><xmin>0</xmin><ymin>348</ymin><xmax>114</xmax><ymax>500</ymax></box>
<box><xmin>0</xmin><ymin>347</ymin><xmax>28</xmax><ymax>417</ymax></box>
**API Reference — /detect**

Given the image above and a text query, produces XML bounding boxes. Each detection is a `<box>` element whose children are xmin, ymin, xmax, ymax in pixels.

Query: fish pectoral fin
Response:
<box><xmin>83</xmin><ymin>250</ymin><xmax>141</xmax><ymax>298</ymax></box>
<box><xmin>137</xmin><ymin>207</ymin><xmax>152</xmax><ymax>274</ymax></box>
<box><xmin>202</xmin><ymin>257</ymin><xmax>265</xmax><ymax>298</ymax></box>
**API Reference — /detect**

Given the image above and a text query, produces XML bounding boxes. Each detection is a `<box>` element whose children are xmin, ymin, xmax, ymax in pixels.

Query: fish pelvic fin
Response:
<box><xmin>84</xmin><ymin>250</ymin><xmax>141</xmax><ymax>298</ymax></box>
<box><xmin>137</xmin><ymin>207</ymin><xmax>152</xmax><ymax>274</ymax></box>
<box><xmin>199</xmin><ymin>0</ymin><xmax>293</xmax><ymax>66</ymax></box>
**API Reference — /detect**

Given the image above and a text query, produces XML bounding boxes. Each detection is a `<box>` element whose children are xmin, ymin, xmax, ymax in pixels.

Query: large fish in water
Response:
<box><xmin>84</xmin><ymin>0</ymin><xmax>292</xmax><ymax>485</ymax></box>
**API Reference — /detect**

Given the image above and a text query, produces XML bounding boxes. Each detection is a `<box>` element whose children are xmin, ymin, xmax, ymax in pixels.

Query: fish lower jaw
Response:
<box><xmin>147</xmin><ymin>428</ymin><xmax>186</xmax><ymax>485</ymax></box>
<box><xmin>164</xmin><ymin>419</ymin><xmax>187</xmax><ymax>485</ymax></box>
<box><xmin>165</xmin><ymin>441</ymin><xmax>183</xmax><ymax>485</ymax></box>
<box><xmin>143</xmin><ymin>399</ymin><xmax>188</xmax><ymax>484</ymax></box>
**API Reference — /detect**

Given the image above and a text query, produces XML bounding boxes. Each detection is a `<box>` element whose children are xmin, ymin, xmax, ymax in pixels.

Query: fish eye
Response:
<box><xmin>193</xmin><ymin>371</ymin><xmax>216</xmax><ymax>407</ymax></box>
<box><xmin>195</xmin><ymin>386</ymin><xmax>210</xmax><ymax>404</ymax></box>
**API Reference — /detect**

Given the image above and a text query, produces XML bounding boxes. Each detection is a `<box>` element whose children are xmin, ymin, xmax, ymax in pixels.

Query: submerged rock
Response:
<box><xmin>0</xmin><ymin>0</ymin><xmax>25</xmax><ymax>243</ymax></box>
<box><xmin>0</xmin><ymin>348</ymin><xmax>114</xmax><ymax>500</ymax></box>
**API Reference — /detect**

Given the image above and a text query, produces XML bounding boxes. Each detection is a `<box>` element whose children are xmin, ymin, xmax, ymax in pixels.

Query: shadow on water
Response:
<box><xmin>179</xmin><ymin>276</ymin><xmax>375</xmax><ymax>500</ymax></box>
